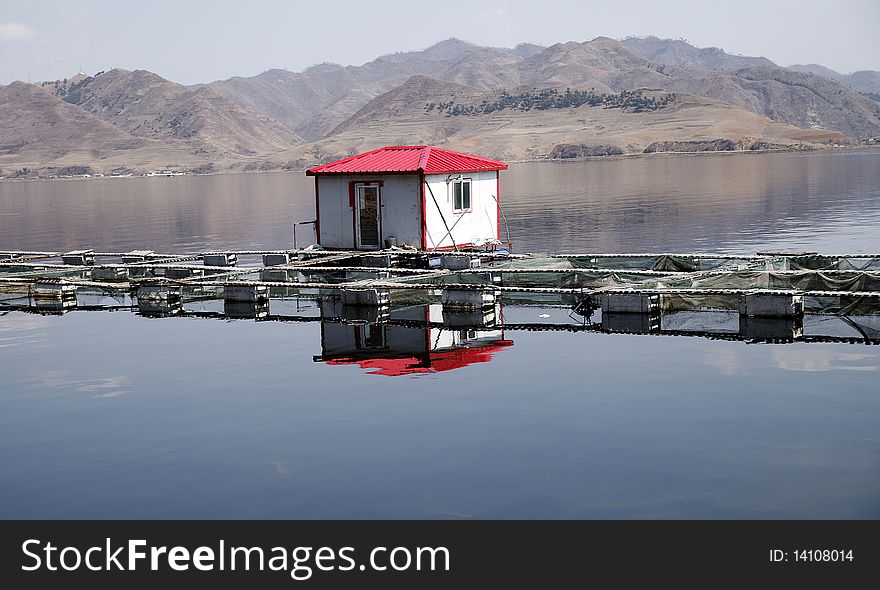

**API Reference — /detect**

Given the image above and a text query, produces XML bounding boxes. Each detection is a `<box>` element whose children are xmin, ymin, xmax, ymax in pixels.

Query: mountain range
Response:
<box><xmin>2</xmin><ymin>36</ymin><xmax>878</xmax><ymax>178</ymax></box>
<box><xmin>787</xmin><ymin>63</ymin><xmax>880</xmax><ymax>95</ymax></box>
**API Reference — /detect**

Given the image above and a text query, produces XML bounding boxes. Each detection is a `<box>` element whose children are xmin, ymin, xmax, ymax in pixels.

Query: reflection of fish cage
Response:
<box><xmin>320</xmin><ymin>299</ymin><xmax>389</xmax><ymax>324</ymax></box>
<box><xmin>660</xmin><ymin>310</ymin><xmax>740</xmax><ymax>334</ymax></box>
<box><xmin>601</xmin><ymin>311</ymin><xmax>661</xmax><ymax>334</ymax></box>
<box><xmin>569</xmin><ymin>296</ymin><xmax>596</xmax><ymax>320</ymax></box>
<box><xmin>31</xmin><ymin>280</ymin><xmax>78</xmax><ymax>314</ymax></box>
<box><xmin>224</xmin><ymin>300</ymin><xmax>270</xmax><ymax>319</ymax></box>
<box><xmin>830</xmin><ymin>294</ymin><xmax>880</xmax><ymax>316</ymax></box>
<box><xmin>738</xmin><ymin>292</ymin><xmax>803</xmax><ymax>317</ymax></box>
<box><xmin>32</xmin><ymin>280</ymin><xmax>77</xmax><ymax>300</ymax></box>
<box><xmin>739</xmin><ymin>315</ymin><xmax>804</xmax><ymax>341</ymax></box>
<box><xmin>136</xmin><ymin>285</ymin><xmax>181</xmax><ymax>300</ymax></box>
<box><xmin>442</xmin><ymin>305</ymin><xmax>498</xmax><ymax>328</ymax></box>
<box><xmin>342</xmin><ymin>305</ymin><xmax>390</xmax><ymax>324</ymax></box>
<box><xmin>503</xmin><ymin>291</ymin><xmax>580</xmax><ymax>308</ymax></box>
<box><xmin>600</xmin><ymin>292</ymin><xmax>661</xmax><ymax>314</ymax></box>
<box><xmin>224</xmin><ymin>284</ymin><xmax>269</xmax><ymax>303</ymax></box>
<box><xmin>441</xmin><ymin>288</ymin><xmax>497</xmax><ymax>311</ymax></box>
<box><xmin>267</xmin><ymin>284</ymin><xmax>306</xmax><ymax>298</ymax></box>
<box><xmin>341</xmin><ymin>288</ymin><xmax>390</xmax><ymax>307</ymax></box>
<box><xmin>137</xmin><ymin>298</ymin><xmax>182</xmax><ymax>317</ymax></box>
<box><xmin>31</xmin><ymin>298</ymin><xmax>77</xmax><ymax>314</ymax></box>
<box><xmin>136</xmin><ymin>284</ymin><xmax>182</xmax><ymax>317</ymax></box>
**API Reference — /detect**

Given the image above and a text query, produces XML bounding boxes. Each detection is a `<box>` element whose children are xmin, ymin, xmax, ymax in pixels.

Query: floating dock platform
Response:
<box><xmin>1</xmin><ymin>247</ymin><xmax>879</xmax><ymax>345</ymax></box>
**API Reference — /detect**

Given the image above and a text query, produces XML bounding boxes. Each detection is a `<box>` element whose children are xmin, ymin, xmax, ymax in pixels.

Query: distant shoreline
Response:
<box><xmin>2</xmin><ymin>144</ymin><xmax>878</xmax><ymax>184</ymax></box>
<box><xmin>510</xmin><ymin>144</ymin><xmax>877</xmax><ymax>164</ymax></box>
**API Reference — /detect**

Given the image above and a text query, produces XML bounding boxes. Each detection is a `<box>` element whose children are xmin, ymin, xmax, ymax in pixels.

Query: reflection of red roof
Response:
<box><xmin>306</xmin><ymin>146</ymin><xmax>508</xmax><ymax>176</ymax></box>
<box><xmin>325</xmin><ymin>341</ymin><xmax>513</xmax><ymax>376</ymax></box>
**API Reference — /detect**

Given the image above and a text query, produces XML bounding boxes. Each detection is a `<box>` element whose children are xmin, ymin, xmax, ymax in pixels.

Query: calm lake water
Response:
<box><xmin>1</xmin><ymin>150</ymin><xmax>879</xmax><ymax>518</ymax></box>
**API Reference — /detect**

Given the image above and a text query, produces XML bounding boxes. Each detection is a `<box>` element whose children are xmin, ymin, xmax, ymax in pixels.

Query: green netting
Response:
<box><xmin>439</xmin><ymin>272</ymin><xmax>495</xmax><ymax>286</ymax></box>
<box><xmin>499</xmin><ymin>292</ymin><xmax>581</xmax><ymax>307</ymax></box>
<box><xmin>500</xmin><ymin>255</ymin><xmax>784</xmax><ymax>272</ymax></box>
<box><xmin>660</xmin><ymin>293</ymin><xmax>741</xmax><ymax>311</ymax></box>
<box><xmin>834</xmin><ymin>257</ymin><xmax>880</xmax><ymax>271</ymax></box>
<box><xmin>850</xmin><ymin>316</ymin><xmax>880</xmax><ymax>338</ymax></box>
<box><xmin>656</xmin><ymin>271</ymin><xmax>880</xmax><ymax>292</ymax></box>
<box><xmin>501</xmin><ymin>258</ymin><xmax>576</xmax><ymax>270</ymax></box>
<box><xmin>499</xmin><ymin>255</ymin><xmax>880</xmax><ymax>273</ymax></box>
<box><xmin>388</xmin><ymin>288</ymin><xmax>434</xmax><ymax>306</ymax></box>
<box><xmin>805</xmin><ymin>295</ymin><xmax>880</xmax><ymax>315</ymax></box>
<box><xmin>788</xmin><ymin>256</ymin><xmax>880</xmax><ymax>271</ymax></box>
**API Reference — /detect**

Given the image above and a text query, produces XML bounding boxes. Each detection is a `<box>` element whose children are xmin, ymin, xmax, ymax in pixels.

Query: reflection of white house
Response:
<box><xmin>306</xmin><ymin>146</ymin><xmax>507</xmax><ymax>250</ymax></box>
<box><xmin>316</xmin><ymin>304</ymin><xmax>512</xmax><ymax>376</ymax></box>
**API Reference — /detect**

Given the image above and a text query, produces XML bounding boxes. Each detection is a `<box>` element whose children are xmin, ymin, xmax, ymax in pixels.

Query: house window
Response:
<box><xmin>452</xmin><ymin>178</ymin><xmax>471</xmax><ymax>212</ymax></box>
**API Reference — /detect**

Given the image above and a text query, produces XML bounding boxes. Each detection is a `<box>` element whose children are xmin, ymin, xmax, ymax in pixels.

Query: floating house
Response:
<box><xmin>306</xmin><ymin>146</ymin><xmax>508</xmax><ymax>250</ymax></box>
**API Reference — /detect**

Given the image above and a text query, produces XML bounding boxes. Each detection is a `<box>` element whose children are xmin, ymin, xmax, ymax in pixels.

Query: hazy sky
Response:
<box><xmin>1</xmin><ymin>0</ymin><xmax>878</xmax><ymax>85</ymax></box>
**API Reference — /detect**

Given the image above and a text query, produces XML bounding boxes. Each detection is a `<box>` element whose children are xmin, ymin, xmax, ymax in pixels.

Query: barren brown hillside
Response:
<box><xmin>0</xmin><ymin>82</ymin><xmax>214</xmax><ymax>176</ymax></box>
<box><xmin>207</xmin><ymin>36</ymin><xmax>880</xmax><ymax>142</ymax></box>
<box><xmin>55</xmin><ymin>69</ymin><xmax>302</xmax><ymax>156</ymax></box>
<box><xmin>1</xmin><ymin>36</ymin><xmax>877</xmax><ymax>177</ymax></box>
<box><xmin>282</xmin><ymin>80</ymin><xmax>845</xmax><ymax>164</ymax></box>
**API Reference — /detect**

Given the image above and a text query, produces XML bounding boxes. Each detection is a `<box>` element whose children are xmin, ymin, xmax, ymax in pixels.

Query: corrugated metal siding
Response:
<box><xmin>316</xmin><ymin>174</ymin><xmax>422</xmax><ymax>249</ymax></box>
<box><xmin>307</xmin><ymin>146</ymin><xmax>507</xmax><ymax>175</ymax></box>
<box><xmin>423</xmin><ymin>171</ymin><xmax>498</xmax><ymax>249</ymax></box>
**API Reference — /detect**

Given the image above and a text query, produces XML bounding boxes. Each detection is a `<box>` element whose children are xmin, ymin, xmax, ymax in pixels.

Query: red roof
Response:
<box><xmin>306</xmin><ymin>146</ymin><xmax>508</xmax><ymax>176</ymax></box>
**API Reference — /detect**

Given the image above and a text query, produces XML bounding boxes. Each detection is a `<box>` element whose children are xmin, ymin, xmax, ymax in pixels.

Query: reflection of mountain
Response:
<box><xmin>500</xmin><ymin>152</ymin><xmax>880</xmax><ymax>253</ymax></box>
<box><xmin>315</xmin><ymin>302</ymin><xmax>512</xmax><ymax>376</ymax></box>
<box><xmin>2</xmin><ymin>152</ymin><xmax>878</xmax><ymax>258</ymax></box>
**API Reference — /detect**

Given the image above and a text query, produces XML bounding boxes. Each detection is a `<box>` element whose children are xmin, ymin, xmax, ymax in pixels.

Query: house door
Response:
<box><xmin>355</xmin><ymin>183</ymin><xmax>380</xmax><ymax>248</ymax></box>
